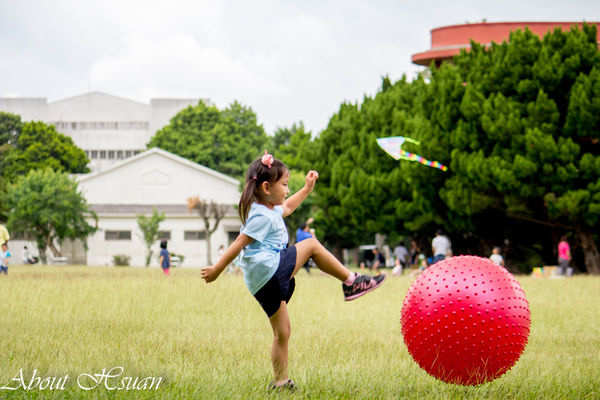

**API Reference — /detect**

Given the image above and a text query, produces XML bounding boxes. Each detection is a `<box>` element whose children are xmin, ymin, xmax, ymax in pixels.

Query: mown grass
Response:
<box><xmin>0</xmin><ymin>266</ymin><xmax>598</xmax><ymax>399</ymax></box>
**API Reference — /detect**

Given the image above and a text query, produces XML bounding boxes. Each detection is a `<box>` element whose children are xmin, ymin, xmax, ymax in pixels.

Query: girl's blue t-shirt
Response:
<box><xmin>160</xmin><ymin>248</ymin><xmax>170</xmax><ymax>269</ymax></box>
<box><xmin>239</xmin><ymin>203</ymin><xmax>288</xmax><ymax>295</ymax></box>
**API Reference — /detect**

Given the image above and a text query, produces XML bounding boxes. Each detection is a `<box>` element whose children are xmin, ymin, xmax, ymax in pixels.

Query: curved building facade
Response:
<box><xmin>412</xmin><ymin>21</ymin><xmax>600</xmax><ymax>67</ymax></box>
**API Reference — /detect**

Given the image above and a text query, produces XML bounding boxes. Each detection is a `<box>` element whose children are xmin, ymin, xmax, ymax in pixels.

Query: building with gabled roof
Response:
<box><xmin>60</xmin><ymin>147</ymin><xmax>242</xmax><ymax>267</ymax></box>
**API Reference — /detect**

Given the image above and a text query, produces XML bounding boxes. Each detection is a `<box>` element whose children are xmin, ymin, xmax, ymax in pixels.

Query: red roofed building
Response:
<box><xmin>412</xmin><ymin>21</ymin><xmax>600</xmax><ymax>67</ymax></box>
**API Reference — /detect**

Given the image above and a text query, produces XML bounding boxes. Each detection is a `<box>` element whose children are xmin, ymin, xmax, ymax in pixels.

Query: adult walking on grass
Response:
<box><xmin>201</xmin><ymin>150</ymin><xmax>385</xmax><ymax>392</ymax></box>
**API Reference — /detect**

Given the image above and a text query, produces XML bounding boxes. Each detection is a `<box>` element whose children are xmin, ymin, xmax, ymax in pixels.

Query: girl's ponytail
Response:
<box><xmin>239</xmin><ymin>179</ymin><xmax>256</xmax><ymax>225</ymax></box>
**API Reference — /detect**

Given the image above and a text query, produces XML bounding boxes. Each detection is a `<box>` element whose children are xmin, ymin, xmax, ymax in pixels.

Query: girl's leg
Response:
<box><xmin>293</xmin><ymin>238</ymin><xmax>351</xmax><ymax>281</ymax></box>
<box><xmin>269</xmin><ymin>301</ymin><xmax>291</xmax><ymax>383</ymax></box>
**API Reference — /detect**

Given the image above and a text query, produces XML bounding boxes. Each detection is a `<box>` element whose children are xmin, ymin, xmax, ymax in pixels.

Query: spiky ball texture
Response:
<box><xmin>401</xmin><ymin>256</ymin><xmax>531</xmax><ymax>385</ymax></box>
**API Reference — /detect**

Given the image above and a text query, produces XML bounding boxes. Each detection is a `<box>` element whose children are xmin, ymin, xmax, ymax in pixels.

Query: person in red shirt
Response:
<box><xmin>558</xmin><ymin>235</ymin><xmax>571</xmax><ymax>276</ymax></box>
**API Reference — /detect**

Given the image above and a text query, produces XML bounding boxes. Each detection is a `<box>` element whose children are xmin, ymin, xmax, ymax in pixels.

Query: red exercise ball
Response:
<box><xmin>401</xmin><ymin>256</ymin><xmax>531</xmax><ymax>385</ymax></box>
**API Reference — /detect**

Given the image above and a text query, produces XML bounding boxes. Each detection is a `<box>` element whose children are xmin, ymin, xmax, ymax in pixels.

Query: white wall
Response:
<box><xmin>86</xmin><ymin>215</ymin><xmax>240</xmax><ymax>267</ymax></box>
<box><xmin>47</xmin><ymin>92</ymin><xmax>150</xmax><ymax>121</ymax></box>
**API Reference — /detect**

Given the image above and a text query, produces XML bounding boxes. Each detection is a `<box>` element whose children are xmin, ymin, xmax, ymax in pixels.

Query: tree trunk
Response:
<box><xmin>205</xmin><ymin>227</ymin><xmax>212</xmax><ymax>265</ymax></box>
<box><xmin>578</xmin><ymin>228</ymin><xmax>600</xmax><ymax>275</ymax></box>
<box><xmin>37</xmin><ymin>243</ymin><xmax>48</xmax><ymax>265</ymax></box>
<box><xmin>47</xmin><ymin>236</ymin><xmax>61</xmax><ymax>257</ymax></box>
<box><xmin>145</xmin><ymin>247</ymin><xmax>153</xmax><ymax>267</ymax></box>
<box><xmin>332</xmin><ymin>240</ymin><xmax>344</xmax><ymax>263</ymax></box>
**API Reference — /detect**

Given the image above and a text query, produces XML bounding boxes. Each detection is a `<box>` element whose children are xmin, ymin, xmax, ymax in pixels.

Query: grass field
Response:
<box><xmin>0</xmin><ymin>265</ymin><xmax>599</xmax><ymax>399</ymax></box>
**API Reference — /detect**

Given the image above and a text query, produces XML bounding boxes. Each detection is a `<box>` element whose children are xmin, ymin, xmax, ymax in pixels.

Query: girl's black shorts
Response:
<box><xmin>254</xmin><ymin>246</ymin><xmax>297</xmax><ymax>317</ymax></box>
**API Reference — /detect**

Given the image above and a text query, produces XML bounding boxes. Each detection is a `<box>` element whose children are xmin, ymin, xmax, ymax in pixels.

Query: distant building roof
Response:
<box><xmin>412</xmin><ymin>21</ymin><xmax>600</xmax><ymax>67</ymax></box>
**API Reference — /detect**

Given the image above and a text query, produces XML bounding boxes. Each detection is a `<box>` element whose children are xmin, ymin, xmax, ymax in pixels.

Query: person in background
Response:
<box><xmin>431</xmin><ymin>229</ymin><xmax>452</xmax><ymax>265</ymax></box>
<box><xmin>0</xmin><ymin>242</ymin><xmax>11</xmax><ymax>275</ymax></box>
<box><xmin>558</xmin><ymin>235</ymin><xmax>571</xmax><ymax>276</ymax></box>
<box><xmin>409</xmin><ymin>240</ymin><xmax>420</xmax><ymax>267</ymax></box>
<box><xmin>490</xmin><ymin>247</ymin><xmax>504</xmax><ymax>267</ymax></box>
<box><xmin>295</xmin><ymin>222</ymin><xmax>314</xmax><ymax>273</ymax></box>
<box><xmin>370</xmin><ymin>248</ymin><xmax>386</xmax><ymax>276</ymax></box>
<box><xmin>22</xmin><ymin>246</ymin><xmax>39</xmax><ymax>264</ymax></box>
<box><xmin>159</xmin><ymin>240</ymin><xmax>171</xmax><ymax>277</ymax></box>
<box><xmin>393</xmin><ymin>243</ymin><xmax>409</xmax><ymax>276</ymax></box>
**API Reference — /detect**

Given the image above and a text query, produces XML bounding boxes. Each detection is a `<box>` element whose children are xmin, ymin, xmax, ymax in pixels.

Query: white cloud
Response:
<box><xmin>2</xmin><ymin>0</ymin><xmax>600</xmax><ymax>134</ymax></box>
<box><xmin>89</xmin><ymin>32</ymin><xmax>287</xmax><ymax>102</ymax></box>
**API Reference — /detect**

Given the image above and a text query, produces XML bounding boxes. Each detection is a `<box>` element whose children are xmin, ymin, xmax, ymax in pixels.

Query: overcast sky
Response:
<box><xmin>1</xmin><ymin>0</ymin><xmax>598</xmax><ymax>135</ymax></box>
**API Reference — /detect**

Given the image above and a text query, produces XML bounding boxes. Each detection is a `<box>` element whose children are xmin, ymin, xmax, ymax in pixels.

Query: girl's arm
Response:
<box><xmin>282</xmin><ymin>170</ymin><xmax>319</xmax><ymax>217</ymax></box>
<box><xmin>201</xmin><ymin>233</ymin><xmax>254</xmax><ymax>282</ymax></box>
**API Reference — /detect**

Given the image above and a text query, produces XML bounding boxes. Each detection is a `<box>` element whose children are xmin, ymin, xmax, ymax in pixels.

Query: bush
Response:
<box><xmin>113</xmin><ymin>254</ymin><xmax>131</xmax><ymax>266</ymax></box>
<box><xmin>170</xmin><ymin>252</ymin><xmax>185</xmax><ymax>266</ymax></box>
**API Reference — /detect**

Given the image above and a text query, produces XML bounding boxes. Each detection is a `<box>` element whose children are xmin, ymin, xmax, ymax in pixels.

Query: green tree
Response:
<box><xmin>270</xmin><ymin>122</ymin><xmax>315</xmax><ymax>171</ymax></box>
<box><xmin>1</xmin><ymin>121</ymin><xmax>89</xmax><ymax>182</ymax></box>
<box><xmin>310</xmin><ymin>25</ymin><xmax>600</xmax><ymax>274</ymax></box>
<box><xmin>148</xmin><ymin>101</ymin><xmax>269</xmax><ymax>179</ymax></box>
<box><xmin>270</xmin><ymin>122</ymin><xmax>319</xmax><ymax>241</ymax></box>
<box><xmin>310</xmin><ymin>77</ymin><xmax>436</xmax><ymax>257</ymax></box>
<box><xmin>0</xmin><ymin>112</ymin><xmax>23</xmax><ymax>217</ymax></box>
<box><xmin>6</xmin><ymin>169</ymin><xmax>97</xmax><ymax>264</ymax></box>
<box><xmin>137</xmin><ymin>209</ymin><xmax>166</xmax><ymax>267</ymax></box>
<box><xmin>439</xmin><ymin>24</ymin><xmax>600</xmax><ymax>273</ymax></box>
<box><xmin>0</xmin><ymin>111</ymin><xmax>22</xmax><ymax>146</ymax></box>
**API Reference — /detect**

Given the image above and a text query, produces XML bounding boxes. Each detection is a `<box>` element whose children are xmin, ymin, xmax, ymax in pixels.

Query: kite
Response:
<box><xmin>376</xmin><ymin>136</ymin><xmax>448</xmax><ymax>171</ymax></box>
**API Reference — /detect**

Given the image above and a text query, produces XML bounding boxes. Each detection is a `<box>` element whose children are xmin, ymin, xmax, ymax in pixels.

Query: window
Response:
<box><xmin>100</xmin><ymin>151</ymin><xmax>106</xmax><ymax>159</ymax></box>
<box><xmin>105</xmin><ymin>231</ymin><xmax>131</xmax><ymax>240</ymax></box>
<box><xmin>91</xmin><ymin>150</ymin><xmax>98</xmax><ymax>159</ymax></box>
<box><xmin>117</xmin><ymin>150</ymin><xmax>124</xmax><ymax>159</ymax></box>
<box><xmin>71</xmin><ymin>122</ymin><xmax>77</xmax><ymax>130</ymax></box>
<box><xmin>125</xmin><ymin>150</ymin><xmax>132</xmax><ymax>158</ymax></box>
<box><xmin>184</xmin><ymin>231</ymin><xmax>206</xmax><ymax>240</ymax></box>
<box><xmin>11</xmin><ymin>232</ymin><xmax>35</xmax><ymax>240</ymax></box>
<box><xmin>84</xmin><ymin>150</ymin><xmax>90</xmax><ymax>158</ymax></box>
<box><xmin>157</xmin><ymin>231</ymin><xmax>171</xmax><ymax>240</ymax></box>
<box><xmin>108</xmin><ymin>151</ymin><xmax>115</xmax><ymax>159</ymax></box>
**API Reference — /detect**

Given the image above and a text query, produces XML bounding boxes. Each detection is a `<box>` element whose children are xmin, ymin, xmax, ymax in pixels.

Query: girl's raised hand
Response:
<box><xmin>305</xmin><ymin>170</ymin><xmax>319</xmax><ymax>191</ymax></box>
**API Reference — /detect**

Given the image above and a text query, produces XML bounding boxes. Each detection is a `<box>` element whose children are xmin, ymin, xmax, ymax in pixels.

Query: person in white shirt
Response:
<box><xmin>431</xmin><ymin>229</ymin><xmax>452</xmax><ymax>265</ymax></box>
<box><xmin>393</xmin><ymin>243</ymin><xmax>409</xmax><ymax>275</ymax></box>
<box><xmin>490</xmin><ymin>247</ymin><xmax>504</xmax><ymax>267</ymax></box>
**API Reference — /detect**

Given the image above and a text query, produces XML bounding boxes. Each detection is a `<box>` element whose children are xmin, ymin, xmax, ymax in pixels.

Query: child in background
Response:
<box><xmin>1</xmin><ymin>243</ymin><xmax>11</xmax><ymax>275</ymax></box>
<box><xmin>159</xmin><ymin>240</ymin><xmax>171</xmax><ymax>276</ymax></box>
<box><xmin>201</xmin><ymin>150</ymin><xmax>385</xmax><ymax>392</ymax></box>
<box><xmin>490</xmin><ymin>247</ymin><xmax>504</xmax><ymax>267</ymax></box>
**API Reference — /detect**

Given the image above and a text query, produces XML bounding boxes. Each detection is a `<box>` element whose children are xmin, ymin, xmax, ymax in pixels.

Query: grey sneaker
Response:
<box><xmin>343</xmin><ymin>274</ymin><xmax>386</xmax><ymax>301</ymax></box>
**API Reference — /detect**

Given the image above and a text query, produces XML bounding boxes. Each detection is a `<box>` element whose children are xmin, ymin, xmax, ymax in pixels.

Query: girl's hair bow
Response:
<box><xmin>261</xmin><ymin>150</ymin><xmax>273</xmax><ymax>169</ymax></box>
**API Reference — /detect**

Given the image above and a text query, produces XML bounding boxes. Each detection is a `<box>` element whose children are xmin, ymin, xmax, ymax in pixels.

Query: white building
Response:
<box><xmin>72</xmin><ymin>147</ymin><xmax>242</xmax><ymax>267</ymax></box>
<box><xmin>1</xmin><ymin>92</ymin><xmax>242</xmax><ymax>267</ymax></box>
<box><xmin>0</xmin><ymin>92</ymin><xmax>205</xmax><ymax>172</ymax></box>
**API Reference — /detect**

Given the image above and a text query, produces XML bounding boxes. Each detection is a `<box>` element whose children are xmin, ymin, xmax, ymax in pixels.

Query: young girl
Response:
<box><xmin>159</xmin><ymin>240</ymin><xmax>171</xmax><ymax>276</ymax></box>
<box><xmin>201</xmin><ymin>151</ymin><xmax>385</xmax><ymax>391</ymax></box>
